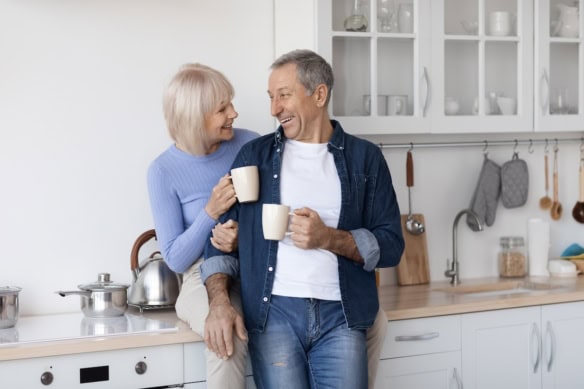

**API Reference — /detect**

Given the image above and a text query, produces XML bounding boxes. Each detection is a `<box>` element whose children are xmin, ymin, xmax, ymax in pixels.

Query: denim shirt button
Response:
<box><xmin>268</xmin><ymin>266</ymin><xmax>273</xmax><ymax>272</ymax></box>
<box><xmin>263</xmin><ymin>297</ymin><xmax>268</xmax><ymax>302</ymax></box>
<box><xmin>273</xmin><ymin>174</ymin><xmax>278</xmax><ymax>179</ymax></box>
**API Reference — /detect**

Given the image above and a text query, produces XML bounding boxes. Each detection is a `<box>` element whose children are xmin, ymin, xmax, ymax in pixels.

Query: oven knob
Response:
<box><xmin>135</xmin><ymin>361</ymin><xmax>148</xmax><ymax>375</ymax></box>
<box><xmin>40</xmin><ymin>371</ymin><xmax>54</xmax><ymax>385</ymax></box>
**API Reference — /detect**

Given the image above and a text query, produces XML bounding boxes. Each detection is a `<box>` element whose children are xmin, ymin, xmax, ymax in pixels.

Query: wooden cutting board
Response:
<box><xmin>396</xmin><ymin>214</ymin><xmax>430</xmax><ymax>285</ymax></box>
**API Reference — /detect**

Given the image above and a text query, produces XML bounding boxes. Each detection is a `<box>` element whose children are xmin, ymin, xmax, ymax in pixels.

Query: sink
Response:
<box><xmin>433</xmin><ymin>280</ymin><xmax>564</xmax><ymax>298</ymax></box>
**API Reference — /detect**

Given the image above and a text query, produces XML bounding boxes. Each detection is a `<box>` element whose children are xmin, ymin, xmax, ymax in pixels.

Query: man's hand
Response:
<box><xmin>289</xmin><ymin>207</ymin><xmax>363</xmax><ymax>262</ymax></box>
<box><xmin>288</xmin><ymin>207</ymin><xmax>331</xmax><ymax>250</ymax></box>
<box><xmin>204</xmin><ymin>301</ymin><xmax>247</xmax><ymax>360</ymax></box>
<box><xmin>204</xmin><ymin>273</ymin><xmax>248</xmax><ymax>360</ymax></box>
<box><xmin>210</xmin><ymin>219</ymin><xmax>238</xmax><ymax>253</ymax></box>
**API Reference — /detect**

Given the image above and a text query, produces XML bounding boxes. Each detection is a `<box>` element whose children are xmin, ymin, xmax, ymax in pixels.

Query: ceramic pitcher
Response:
<box><xmin>556</xmin><ymin>4</ymin><xmax>579</xmax><ymax>38</ymax></box>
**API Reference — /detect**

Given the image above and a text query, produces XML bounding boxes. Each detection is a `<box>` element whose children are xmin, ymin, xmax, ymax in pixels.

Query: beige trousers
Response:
<box><xmin>175</xmin><ymin>260</ymin><xmax>388</xmax><ymax>389</ymax></box>
<box><xmin>175</xmin><ymin>260</ymin><xmax>248</xmax><ymax>389</ymax></box>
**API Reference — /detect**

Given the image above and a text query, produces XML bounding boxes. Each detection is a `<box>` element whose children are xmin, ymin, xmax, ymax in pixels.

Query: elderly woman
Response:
<box><xmin>147</xmin><ymin>63</ymin><xmax>258</xmax><ymax>388</ymax></box>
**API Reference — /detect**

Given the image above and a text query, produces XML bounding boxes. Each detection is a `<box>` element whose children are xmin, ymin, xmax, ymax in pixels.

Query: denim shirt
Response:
<box><xmin>201</xmin><ymin>120</ymin><xmax>404</xmax><ymax>331</ymax></box>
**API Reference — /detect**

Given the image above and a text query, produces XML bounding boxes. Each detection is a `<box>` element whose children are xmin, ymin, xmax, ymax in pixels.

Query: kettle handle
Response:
<box><xmin>130</xmin><ymin>229</ymin><xmax>157</xmax><ymax>271</ymax></box>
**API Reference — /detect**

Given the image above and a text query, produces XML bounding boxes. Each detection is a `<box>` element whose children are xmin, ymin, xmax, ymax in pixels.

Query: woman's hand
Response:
<box><xmin>204</xmin><ymin>174</ymin><xmax>237</xmax><ymax>220</ymax></box>
<box><xmin>210</xmin><ymin>219</ymin><xmax>238</xmax><ymax>253</ymax></box>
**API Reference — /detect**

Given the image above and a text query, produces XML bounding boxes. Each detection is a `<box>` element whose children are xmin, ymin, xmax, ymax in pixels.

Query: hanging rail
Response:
<box><xmin>377</xmin><ymin>136</ymin><xmax>584</xmax><ymax>151</ymax></box>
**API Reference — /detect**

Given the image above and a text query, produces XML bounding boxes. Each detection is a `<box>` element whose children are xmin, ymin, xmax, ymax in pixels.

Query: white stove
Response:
<box><xmin>0</xmin><ymin>311</ymin><xmax>177</xmax><ymax>346</ymax></box>
<box><xmin>0</xmin><ymin>311</ymin><xmax>185</xmax><ymax>388</ymax></box>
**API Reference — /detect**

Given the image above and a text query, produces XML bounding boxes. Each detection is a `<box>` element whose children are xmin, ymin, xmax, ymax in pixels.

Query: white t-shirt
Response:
<box><xmin>271</xmin><ymin>139</ymin><xmax>342</xmax><ymax>301</ymax></box>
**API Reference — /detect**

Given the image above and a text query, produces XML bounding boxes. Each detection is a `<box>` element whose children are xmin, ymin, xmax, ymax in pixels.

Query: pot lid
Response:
<box><xmin>78</xmin><ymin>273</ymin><xmax>128</xmax><ymax>292</ymax></box>
<box><xmin>0</xmin><ymin>286</ymin><xmax>21</xmax><ymax>296</ymax></box>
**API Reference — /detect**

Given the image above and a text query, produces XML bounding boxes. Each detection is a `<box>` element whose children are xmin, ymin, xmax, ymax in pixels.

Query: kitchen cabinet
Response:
<box><xmin>375</xmin><ymin>314</ymin><xmax>462</xmax><ymax>388</ymax></box>
<box><xmin>461</xmin><ymin>301</ymin><xmax>584</xmax><ymax>389</ymax></box>
<box><xmin>315</xmin><ymin>0</ymin><xmax>534</xmax><ymax>135</ymax></box>
<box><xmin>534</xmin><ymin>0</ymin><xmax>584</xmax><ymax>132</ymax></box>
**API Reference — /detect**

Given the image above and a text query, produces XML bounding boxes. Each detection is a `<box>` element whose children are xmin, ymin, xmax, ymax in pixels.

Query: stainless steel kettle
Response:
<box><xmin>127</xmin><ymin>230</ymin><xmax>182</xmax><ymax>311</ymax></box>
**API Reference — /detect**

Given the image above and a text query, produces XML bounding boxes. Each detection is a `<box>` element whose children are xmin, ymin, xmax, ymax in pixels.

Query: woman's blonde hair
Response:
<box><xmin>163</xmin><ymin>63</ymin><xmax>234</xmax><ymax>151</ymax></box>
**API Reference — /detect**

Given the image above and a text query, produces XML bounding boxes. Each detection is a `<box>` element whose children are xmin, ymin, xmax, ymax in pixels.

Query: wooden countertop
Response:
<box><xmin>380</xmin><ymin>276</ymin><xmax>584</xmax><ymax>321</ymax></box>
<box><xmin>2</xmin><ymin>276</ymin><xmax>584</xmax><ymax>361</ymax></box>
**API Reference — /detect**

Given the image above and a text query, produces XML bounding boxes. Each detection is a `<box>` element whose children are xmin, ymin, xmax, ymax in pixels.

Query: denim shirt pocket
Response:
<box><xmin>352</xmin><ymin>174</ymin><xmax>377</xmax><ymax>216</ymax></box>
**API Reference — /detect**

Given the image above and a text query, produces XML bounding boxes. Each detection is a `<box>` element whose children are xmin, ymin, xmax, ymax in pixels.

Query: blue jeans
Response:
<box><xmin>249</xmin><ymin>295</ymin><xmax>367</xmax><ymax>389</ymax></box>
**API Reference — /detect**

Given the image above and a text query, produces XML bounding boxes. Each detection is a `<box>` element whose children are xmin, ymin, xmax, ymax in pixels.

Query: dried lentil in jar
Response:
<box><xmin>498</xmin><ymin>236</ymin><xmax>527</xmax><ymax>278</ymax></box>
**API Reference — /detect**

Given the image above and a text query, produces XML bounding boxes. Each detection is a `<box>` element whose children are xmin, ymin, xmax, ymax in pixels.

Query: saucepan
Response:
<box><xmin>0</xmin><ymin>286</ymin><xmax>22</xmax><ymax>329</ymax></box>
<box><xmin>57</xmin><ymin>273</ymin><xmax>129</xmax><ymax>318</ymax></box>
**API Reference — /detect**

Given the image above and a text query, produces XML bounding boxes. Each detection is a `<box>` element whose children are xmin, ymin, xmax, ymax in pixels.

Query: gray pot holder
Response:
<box><xmin>501</xmin><ymin>152</ymin><xmax>529</xmax><ymax>208</ymax></box>
<box><xmin>467</xmin><ymin>157</ymin><xmax>501</xmax><ymax>231</ymax></box>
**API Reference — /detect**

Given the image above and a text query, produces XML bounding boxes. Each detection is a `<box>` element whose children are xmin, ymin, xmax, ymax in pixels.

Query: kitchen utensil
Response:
<box><xmin>127</xmin><ymin>229</ymin><xmax>182</xmax><ymax>311</ymax></box>
<box><xmin>0</xmin><ymin>286</ymin><xmax>21</xmax><ymax>329</ymax></box>
<box><xmin>551</xmin><ymin>146</ymin><xmax>563</xmax><ymax>220</ymax></box>
<box><xmin>571</xmin><ymin>145</ymin><xmax>584</xmax><ymax>223</ymax></box>
<box><xmin>405</xmin><ymin>151</ymin><xmax>425</xmax><ymax>235</ymax></box>
<box><xmin>57</xmin><ymin>273</ymin><xmax>129</xmax><ymax>318</ymax></box>
<box><xmin>396</xmin><ymin>214</ymin><xmax>430</xmax><ymax>285</ymax></box>
<box><xmin>539</xmin><ymin>151</ymin><xmax>552</xmax><ymax>210</ymax></box>
<box><xmin>344</xmin><ymin>0</ymin><xmax>368</xmax><ymax>31</ymax></box>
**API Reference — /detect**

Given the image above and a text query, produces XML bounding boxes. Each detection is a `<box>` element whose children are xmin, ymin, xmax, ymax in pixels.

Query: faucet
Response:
<box><xmin>444</xmin><ymin>209</ymin><xmax>483</xmax><ymax>285</ymax></box>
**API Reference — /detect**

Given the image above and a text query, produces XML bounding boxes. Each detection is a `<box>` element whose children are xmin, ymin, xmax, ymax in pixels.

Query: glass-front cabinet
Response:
<box><xmin>316</xmin><ymin>0</ymin><xmax>432</xmax><ymax>134</ymax></box>
<box><xmin>535</xmin><ymin>0</ymin><xmax>584</xmax><ymax>132</ymax></box>
<box><xmin>432</xmin><ymin>0</ymin><xmax>533</xmax><ymax>133</ymax></box>
<box><xmin>316</xmin><ymin>0</ymin><xmax>535</xmax><ymax>134</ymax></box>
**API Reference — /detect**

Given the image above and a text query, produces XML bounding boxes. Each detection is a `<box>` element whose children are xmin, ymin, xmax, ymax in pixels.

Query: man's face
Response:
<box><xmin>267</xmin><ymin>63</ymin><xmax>320</xmax><ymax>142</ymax></box>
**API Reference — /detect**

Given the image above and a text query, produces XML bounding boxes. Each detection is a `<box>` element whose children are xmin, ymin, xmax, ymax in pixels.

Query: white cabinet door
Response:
<box><xmin>541</xmin><ymin>301</ymin><xmax>584</xmax><ymax>389</ymax></box>
<box><xmin>375</xmin><ymin>351</ymin><xmax>461</xmax><ymax>389</ymax></box>
<box><xmin>461</xmin><ymin>306</ymin><xmax>542</xmax><ymax>389</ymax></box>
<box><xmin>534</xmin><ymin>0</ymin><xmax>584</xmax><ymax>132</ymax></box>
<box><xmin>431</xmin><ymin>0</ymin><xmax>534</xmax><ymax>133</ymax></box>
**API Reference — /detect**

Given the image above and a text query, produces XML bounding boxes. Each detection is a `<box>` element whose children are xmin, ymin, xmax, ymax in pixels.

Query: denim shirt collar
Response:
<box><xmin>273</xmin><ymin>120</ymin><xmax>346</xmax><ymax>152</ymax></box>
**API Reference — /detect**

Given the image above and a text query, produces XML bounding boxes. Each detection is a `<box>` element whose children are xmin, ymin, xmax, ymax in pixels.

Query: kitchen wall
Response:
<box><xmin>0</xmin><ymin>1</ymin><xmax>582</xmax><ymax>316</ymax></box>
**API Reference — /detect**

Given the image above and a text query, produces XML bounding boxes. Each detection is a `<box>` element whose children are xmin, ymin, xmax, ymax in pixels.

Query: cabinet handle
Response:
<box><xmin>540</xmin><ymin>68</ymin><xmax>550</xmax><ymax>114</ymax></box>
<box><xmin>546</xmin><ymin>321</ymin><xmax>556</xmax><ymax>372</ymax></box>
<box><xmin>531</xmin><ymin>322</ymin><xmax>541</xmax><ymax>373</ymax></box>
<box><xmin>394</xmin><ymin>331</ymin><xmax>439</xmax><ymax>342</ymax></box>
<box><xmin>451</xmin><ymin>367</ymin><xmax>462</xmax><ymax>389</ymax></box>
<box><xmin>420</xmin><ymin>67</ymin><xmax>430</xmax><ymax>117</ymax></box>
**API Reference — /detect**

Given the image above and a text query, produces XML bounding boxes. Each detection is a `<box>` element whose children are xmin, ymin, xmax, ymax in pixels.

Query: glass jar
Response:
<box><xmin>498</xmin><ymin>236</ymin><xmax>527</xmax><ymax>278</ymax></box>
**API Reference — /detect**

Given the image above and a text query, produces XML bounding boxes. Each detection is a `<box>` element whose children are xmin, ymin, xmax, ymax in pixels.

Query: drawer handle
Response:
<box><xmin>395</xmin><ymin>332</ymin><xmax>439</xmax><ymax>342</ymax></box>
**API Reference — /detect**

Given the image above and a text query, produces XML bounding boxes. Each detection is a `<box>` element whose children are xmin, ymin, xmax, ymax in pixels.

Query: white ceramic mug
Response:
<box><xmin>489</xmin><ymin>11</ymin><xmax>512</xmax><ymax>36</ymax></box>
<box><xmin>230</xmin><ymin>166</ymin><xmax>259</xmax><ymax>203</ymax></box>
<box><xmin>387</xmin><ymin>95</ymin><xmax>407</xmax><ymax>115</ymax></box>
<box><xmin>262</xmin><ymin>204</ymin><xmax>291</xmax><ymax>240</ymax></box>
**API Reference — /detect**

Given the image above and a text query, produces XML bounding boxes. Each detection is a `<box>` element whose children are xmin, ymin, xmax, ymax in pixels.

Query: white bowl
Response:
<box><xmin>548</xmin><ymin>259</ymin><xmax>578</xmax><ymax>277</ymax></box>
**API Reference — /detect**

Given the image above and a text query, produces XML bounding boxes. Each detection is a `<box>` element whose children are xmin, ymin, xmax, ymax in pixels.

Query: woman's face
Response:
<box><xmin>202</xmin><ymin>100</ymin><xmax>238</xmax><ymax>153</ymax></box>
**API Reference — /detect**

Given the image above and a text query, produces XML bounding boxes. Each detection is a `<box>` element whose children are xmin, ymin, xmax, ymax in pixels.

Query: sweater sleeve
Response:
<box><xmin>147</xmin><ymin>162</ymin><xmax>216</xmax><ymax>273</ymax></box>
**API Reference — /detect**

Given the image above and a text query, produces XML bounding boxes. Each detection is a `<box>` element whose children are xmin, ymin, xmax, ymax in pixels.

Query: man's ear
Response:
<box><xmin>313</xmin><ymin>84</ymin><xmax>329</xmax><ymax>107</ymax></box>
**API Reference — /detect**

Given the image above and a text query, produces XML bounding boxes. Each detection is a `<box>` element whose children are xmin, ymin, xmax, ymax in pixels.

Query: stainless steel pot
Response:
<box><xmin>0</xmin><ymin>286</ymin><xmax>21</xmax><ymax>329</ymax></box>
<box><xmin>57</xmin><ymin>273</ymin><xmax>129</xmax><ymax>318</ymax></box>
<box><xmin>127</xmin><ymin>230</ymin><xmax>182</xmax><ymax>311</ymax></box>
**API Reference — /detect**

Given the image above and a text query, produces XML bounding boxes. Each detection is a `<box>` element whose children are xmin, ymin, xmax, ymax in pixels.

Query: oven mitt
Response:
<box><xmin>501</xmin><ymin>152</ymin><xmax>529</xmax><ymax>208</ymax></box>
<box><xmin>467</xmin><ymin>157</ymin><xmax>501</xmax><ymax>231</ymax></box>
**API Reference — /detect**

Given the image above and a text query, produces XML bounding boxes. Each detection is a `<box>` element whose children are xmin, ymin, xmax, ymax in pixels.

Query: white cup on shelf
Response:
<box><xmin>489</xmin><ymin>11</ymin><xmax>512</xmax><ymax>36</ymax></box>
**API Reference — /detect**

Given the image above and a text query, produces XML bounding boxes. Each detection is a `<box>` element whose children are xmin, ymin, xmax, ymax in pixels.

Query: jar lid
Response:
<box><xmin>0</xmin><ymin>286</ymin><xmax>22</xmax><ymax>296</ymax></box>
<box><xmin>500</xmin><ymin>236</ymin><xmax>525</xmax><ymax>247</ymax></box>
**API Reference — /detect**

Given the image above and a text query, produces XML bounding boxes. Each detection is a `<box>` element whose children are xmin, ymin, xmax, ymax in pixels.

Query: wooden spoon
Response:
<box><xmin>551</xmin><ymin>147</ymin><xmax>563</xmax><ymax>220</ymax></box>
<box><xmin>539</xmin><ymin>153</ymin><xmax>552</xmax><ymax>210</ymax></box>
<box><xmin>572</xmin><ymin>156</ymin><xmax>584</xmax><ymax>223</ymax></box>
